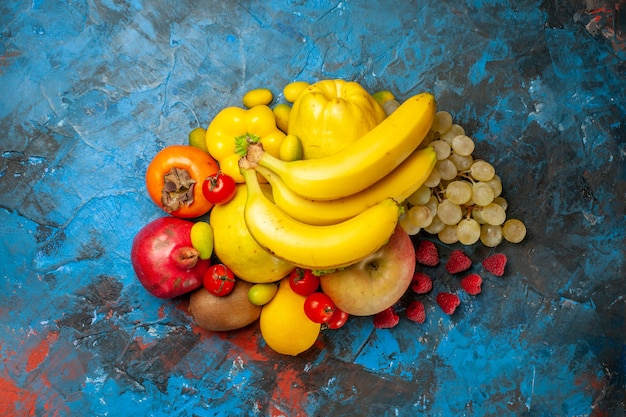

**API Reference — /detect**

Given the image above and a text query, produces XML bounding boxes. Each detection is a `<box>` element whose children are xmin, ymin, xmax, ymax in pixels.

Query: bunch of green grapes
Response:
<box><xmin>399</xmin><ymin>111</ymin><xmax>527</xmax><ymax>247</ymax></box>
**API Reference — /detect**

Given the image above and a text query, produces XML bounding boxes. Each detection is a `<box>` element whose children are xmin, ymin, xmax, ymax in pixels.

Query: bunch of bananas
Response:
<box><xmin>239</xmin><ymin>92</ymin><xmax>438</xmax><ymax>271</ymax></box>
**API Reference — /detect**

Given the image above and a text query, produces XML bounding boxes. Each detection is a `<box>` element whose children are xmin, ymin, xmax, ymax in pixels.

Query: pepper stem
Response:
<box><xmin>235</xmin><ymin>132</ymin><xmax>261</xmax><ymax>157</ymax></box>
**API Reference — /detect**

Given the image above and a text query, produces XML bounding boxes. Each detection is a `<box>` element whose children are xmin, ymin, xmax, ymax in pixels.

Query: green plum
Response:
<box><xmin>190</xmin><ymin>221</ymin><xmax>214</xmax><ymax>260</ymax></box>
<box><xmin>188</xmin><ymin>127</ymin><xmax>208</xmax><ymax>152</ymax></box>
<box><xmin>247</xmin><ymin>283</ymin><xmax>278</xmax><ymax>306</ymax></box>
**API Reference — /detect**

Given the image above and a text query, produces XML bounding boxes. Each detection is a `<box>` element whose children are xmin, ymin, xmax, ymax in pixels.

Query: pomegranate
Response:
<box><xmin>131</xmin><ymin>216</ymin><xmax>211</xmax><ymax>299</ymax></box>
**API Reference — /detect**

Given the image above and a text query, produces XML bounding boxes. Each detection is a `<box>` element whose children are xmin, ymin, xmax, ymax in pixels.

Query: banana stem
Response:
<box><xmin>239</xmin><ymin>163</ymin><xmax>262</xmax><ymax>195</ymax></box>
<box><xmin>242</xmin><ymin>141</ymin><xmax>291</xmax><ymax>179</ymax></box>
<box><xmin>240</xmin><ymin>142</ymin><xmax>265</xmax><ymax>170</ymax></box>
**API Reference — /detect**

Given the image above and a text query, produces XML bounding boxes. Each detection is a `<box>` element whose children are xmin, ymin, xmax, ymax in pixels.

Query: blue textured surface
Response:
<box><xmin>1</xmin><ymin>1</ymin><xmax>625</xmax><ymax>416</ymax></box>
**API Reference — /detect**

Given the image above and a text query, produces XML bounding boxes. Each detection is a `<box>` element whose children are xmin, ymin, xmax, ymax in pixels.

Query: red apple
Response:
<box><xmin>319</xmin><ymin>226</ymin><xmax>416</xmax><ymax>316</ymax></box>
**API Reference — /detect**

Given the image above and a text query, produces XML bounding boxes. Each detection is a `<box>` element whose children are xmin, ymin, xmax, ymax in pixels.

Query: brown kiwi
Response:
<box><xmin>188</xmin><ymin>280</ymin><xmax>261</xmax><ymax>331</ymax></box>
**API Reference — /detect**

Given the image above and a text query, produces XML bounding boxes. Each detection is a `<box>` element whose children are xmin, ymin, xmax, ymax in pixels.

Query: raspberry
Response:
<box><xmin>406</xmin><ymin>300</ymin><xmax>426</xmax><ymax>323</ymax></box>
<box><xmin>410</xmin><ymin>272</ymin><xmax>433</xmax><ymax>294</ymax></box>
<box><xmin>436</xmin><ymin>292</ymin><xmax>460</xmax><ymax>315</ymax></box>
<box><xmin>461</xmin><ymin>273</ymin><xmax>483</xmax><ymax>295</ymax></box>
<box><xmin>446</xmin><ymin>249</ymin><xmax>472</xmax><ymax>274</ymax></box>
<box><xmin>482</xmin><ymin>253</ymin><xmax>507</xmax><ymax>276</ymax></box>
<box><xmin>373</xmin><ymin>307</ymin><xmax>399</xmax><ymax>329</ymax></box>
<box><xmin>415</xmin><ymin>240</ymin><xmax>439</xmax><ymax>266</ymax></box>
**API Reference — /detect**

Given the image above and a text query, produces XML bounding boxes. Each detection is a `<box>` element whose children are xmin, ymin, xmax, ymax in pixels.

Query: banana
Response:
<box><xmin>242</xmin><ymin>92</ymin><xmax>436</xmax><ymax>201</ymax></box>
<box><xmin>239</xmin><ymin>166</ymin><xmax>401</xmax><ymax>270</ymax></box>
<box><xmin>256</xmin><ymin>146</ymin><xmax>437</xmax><ymax>225</ymax></box>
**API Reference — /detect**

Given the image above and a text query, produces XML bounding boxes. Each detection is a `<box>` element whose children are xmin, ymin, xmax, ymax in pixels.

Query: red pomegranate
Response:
<box><xmin>131</xmin><ymin>217</ymin><xmax>210</xmax><ymax>298</ymax></box>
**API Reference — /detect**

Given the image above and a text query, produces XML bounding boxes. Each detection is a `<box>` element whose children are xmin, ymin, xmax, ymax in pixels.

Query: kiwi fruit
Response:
<box><xmin>188</xmin><ymin>280</ymin><xmax>261</xmax><ymax>331</ymax></box>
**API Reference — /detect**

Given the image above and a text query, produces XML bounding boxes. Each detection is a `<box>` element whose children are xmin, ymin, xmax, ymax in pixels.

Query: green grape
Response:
<box><xmin>431</xmin><ymin>111</ymin><xmax>453</xmax><ymax>134</ymax></box>
<box><xmin>424</xmin><ymin>215</ymin><xmax>445</xmax><ymax>234</ymax></box>
<box><xmin>451</xmin><ymin>135</ymin><xmax>475</xmax><ymax>156</ymax></box>
<box><xmin>436</xmin><ymin>158</ymin><xmax>458</xmax><ymax>181</ymax></box>
<box><xmin>480</xmin><ymin>224</ymin><xmax>503</xmax><ymax>247</ymax></box>
<box><xmin>481</xmin><ymin>203</ymin><xmax>507</xmax><ymax>226</ymax></box>
<box><xmin>472</xmin><ymin>207</ymin><xmax>486</xmax><ymax>224</ymax></box>
<box><xmin>448</xmin><ymin>152</ymin><xmax>473</xmax><ymax>171</ymax></box>
<box><xmin>438</xmin><ymin>224</ymin><xmax>459</xmax><ymax>244</ymax></box>
<box><xmin>502</xmin><ymin>219</ymin><xmax>527</xmax><ymax>243</ymax></box>
<box><xmin>470</xmin><ymin>160</ymin><xmax>495</xmax><ymax>182</ymax></box>
<box><xmin>383</xmin><ymin>99</ymin><xmax>400</xmax><ymax>115</ymax></box>
<box><xmin>423</xmin><ymin>167</ymin><xmax>441</xmax><ymax>188</ymax></box>
<box><xmin>419</xmin><ymin>130</ymin><xmax>437</xmax><ymax>149</ymax></box>
<box><xmin>493</xmin><ymin>196</ymin><xmax>508</xmax><ymax>211</ymax></box>
<box><xmin>486</xmin><ymin>174</ymin><xmax>502</xmax><ymax>198</ymax></box>
<box><xmin>440</xmin><ymin>124</ymin><xmax>465</xmax><ymax>143</ymax></box>
<box><xmin>430</xmin><ymin>140</ymin><xmax>451</xmax><ymax>160</ymax></box>
<box><xmin>407</xmin><ymin>184</ymin><xmax>432</xmax><ymax>206</ymax></box>
<box><xmin>456</xmin><ymin>218</ymin><xmax>481</xmax><ymax>245</ymax></box>
<box><xmin>413</xmin><ymin>108</ymin><xmax>527</xmax><ymax>248</ymax></box>
<box><xmin>472</xmin><ymin>182</ymin><xmax>495</xmax><ymax>206</ymax></box>
<box><xmin>424</xmin><ymin>195</ymin><xmax>439</xmax><ymax>217</ymax></box>
<box><xmin>437</xmin><ymin>199</ymin><xmax>463</xmax><ymax>225</ymax></box>
<box><xmin>408</xmin><ymin>205</ymin><xmax>434</xmax><ymax>228</ymax></box>
<box><xmin>399</xmin><ymin>212</ymin><xmax>421</xmax><ymax>235</ymax></box>
<box><xmin>445</xmin><ymin>180</ymin><xmax>472</xmax><ymax>205</ymax></box>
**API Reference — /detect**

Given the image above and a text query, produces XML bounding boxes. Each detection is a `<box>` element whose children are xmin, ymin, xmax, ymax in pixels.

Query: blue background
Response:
<box><xmin>1</xmin><ymin>1</ymin><xmax>625</xmax><ymax>416</ymax></box>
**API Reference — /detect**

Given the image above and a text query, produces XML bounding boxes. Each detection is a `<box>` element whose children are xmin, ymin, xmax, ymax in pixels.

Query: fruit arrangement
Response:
<box><xmin>130</xmin><ymin>79</ymin><xmax>527</xmax><ymax>356</ymax></box>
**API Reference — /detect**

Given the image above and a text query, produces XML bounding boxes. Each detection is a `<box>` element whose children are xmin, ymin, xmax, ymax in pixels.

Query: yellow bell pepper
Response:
<box><xmin>206</xmin><ymin>105</ymin><xmax>286</xmax><ymax>183</ymax></box>
<box><xmin>287</xmin><ymin>79</ymin><xmax>387</xmax><ymax>159</ymax></box>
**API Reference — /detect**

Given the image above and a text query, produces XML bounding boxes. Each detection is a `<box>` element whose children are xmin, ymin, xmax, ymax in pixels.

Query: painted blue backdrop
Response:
<box><xmin>1</xmin><ymin>1</ymin><xmax>625</xmax><ymax>416</ymax></box>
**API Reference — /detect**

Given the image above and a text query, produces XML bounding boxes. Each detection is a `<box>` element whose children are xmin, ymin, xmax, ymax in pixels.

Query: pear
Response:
<box><xmin>209</xmin><ymin>184</ymin><xmax>295</xmax><ymax>283</ymax></box>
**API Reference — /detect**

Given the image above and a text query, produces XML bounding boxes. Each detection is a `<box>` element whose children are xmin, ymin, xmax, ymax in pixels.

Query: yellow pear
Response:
<box><xmin>210</xmin><ymin>184</ymin><xmax>295</xmax><ymax>283</ymax></box>
<box><xmin>260</xmin><ymin>278</ymin><xmax>321</xmax><ymax>356</ymax></box>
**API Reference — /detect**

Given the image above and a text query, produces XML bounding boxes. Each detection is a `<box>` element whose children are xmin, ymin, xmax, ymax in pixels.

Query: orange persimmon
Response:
<box><xmin>146</xmin><ymin>145</ymin><xmax>219</xmax><ymax>218</ymax></box>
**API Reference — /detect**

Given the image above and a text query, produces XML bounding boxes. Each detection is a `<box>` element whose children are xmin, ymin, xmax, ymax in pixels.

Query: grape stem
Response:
<box><xmin>434</xmin><ymin>184</ymin><xmax>446</xmax><ymax>203</ymax></box>
<box><xmin>465</xmin><ymin>206</ymin><xmax>476</xmax><ymax>220</ymax></box>
<box><xmin>457</xmin><ymin>171</ymin><xmax>476</xmax><ymax>183</ymax></box>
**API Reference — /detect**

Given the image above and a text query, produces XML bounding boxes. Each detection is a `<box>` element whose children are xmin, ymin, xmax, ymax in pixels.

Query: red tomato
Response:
<box><xmin>203</xmin><ymin>264</ymin><xmax>236</xmax><ymax>296</ymax></box>
<box><xmin>304</xmin><ymin>292</ymin><xmax>335</xmax><ymax>324</ymax></box>
<box><xmin>289</xmin><ymin>268</ymin><xmax>320</xmax><ymax>296</ymax></box>
<box><xmin>326</xmin><ymin>308</ymin><xmax>349</xmax><ymax>330</ymax></box>
<box><xmin>202</xmin><ymin>171</ymin><xmax>237</xmax><ymax>205</ymax></box>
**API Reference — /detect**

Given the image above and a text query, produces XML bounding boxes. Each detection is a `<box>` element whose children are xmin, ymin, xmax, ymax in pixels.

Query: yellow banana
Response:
<box><xmin>239</xmin><ymin>166</ymin><xmax>401</xmax><ymax>270</ymax></box>
<box><xmin>242</xmin><ymin>92</ymin><xmax>436</xmax><ymax>200</ymax></box>
<box><xmin>256</xmin><ymin>146</ymin><xmax>437</xmax><ymax>225</ymax></box>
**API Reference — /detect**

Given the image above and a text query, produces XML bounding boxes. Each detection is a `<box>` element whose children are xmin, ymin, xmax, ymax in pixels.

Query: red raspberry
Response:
<box><xmin>482</xmin><ymin>253</ymin><xmax>507</xmax><ymax>276</ymax></box>
<box><xmin>461</xmin><ymin>273</ymin><xmax>483</xmax><ymax>295</ymax></box>
<box><xmin>406</xmin><ymin>301</ymin><xmax>426</xmax><ymax>323</ymax></box>
<box><xmin>436</xmin><ymin>292</ymin><xmax>460</xmax><ymax>315</ymax></box>
<box><xmin>415</xmin><ymin>240</ymin><xmax>439</xmax><ymax>266</ymax></box>
<box><xmin>410</xmin><ymin>272</ymin><xmax>433</xmax><ymax>294</ymax></box>
<box><xmin>446</xmin><ymin>249</ymin><xmax>472</xmax><ymax>274</ymax></box>
<box><xmin>373</xmin><ymin>307</ymin><xmax>399</xmax><ymax>329</ymax></box>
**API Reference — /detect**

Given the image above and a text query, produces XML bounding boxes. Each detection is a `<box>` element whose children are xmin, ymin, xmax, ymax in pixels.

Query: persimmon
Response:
<box><xmin>145</xmin><ymin>145</ymin><xmax>219</xmax><ymax>218</ymax></box>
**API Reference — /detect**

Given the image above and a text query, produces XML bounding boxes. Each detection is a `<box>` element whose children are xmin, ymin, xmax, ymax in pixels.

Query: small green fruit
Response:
<box><xmin>279</xmin><ymin>134</ymin><xmax>303</xmax><ymax>162</ymax></box>
<box><xmin>371</xmin><ymin>90</ymin><xmax>395</xmax><ymax>107</ymax></box>
<box><xmin>243</xmin><ymin>88</ymin><xmax>273</xmax><ymax>108</ymax></box>
<box><xmin>273</xmin><ymin>103</ymin><xmax>291</xmax><ymax>133</ymax></box>
<box><xmin>188</xmin><ymin>127</ymin><xmax>208</xmax><ymax>152</ymax></box>
<box><xmin>248</xmin><ymin>283</ymin><xmax>278</xmax><ymax>306</ymax></box>
<box><xmin>190</xmin><ymin>221</ymin><xmax>214</xmax><ymax>260</ymax></box>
